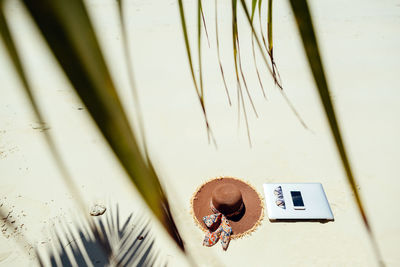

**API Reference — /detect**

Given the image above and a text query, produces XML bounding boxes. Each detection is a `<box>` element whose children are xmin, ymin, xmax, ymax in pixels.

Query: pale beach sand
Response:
<box><xmin>0</xmin><ymin>0</ymin><xmax>399</xmax><ymax>266</ymax></box>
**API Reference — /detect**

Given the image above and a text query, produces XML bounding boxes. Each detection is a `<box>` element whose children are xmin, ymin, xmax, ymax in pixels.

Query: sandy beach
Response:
<box><xmin>0</xmin><ymin>0</ymin><xmax>399</xmax><ymax>266</ymax></box>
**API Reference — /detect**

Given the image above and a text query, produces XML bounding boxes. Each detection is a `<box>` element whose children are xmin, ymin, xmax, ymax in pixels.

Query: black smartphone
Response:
<box><xmin>290</xmin><ymin>191</ymin><xmax>305</xmax><ymax>210</ymax></box>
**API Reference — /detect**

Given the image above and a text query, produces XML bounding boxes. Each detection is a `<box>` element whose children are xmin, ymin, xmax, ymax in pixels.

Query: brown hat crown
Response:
<box><xmin>191</xmin><ymin>177</ymin><xmax>264</xmax><ymax>239</ymax></box>
<box><xmin>211</xmin><ymin>184</ymin><xmax>243</xmax><ymax>215</ymax></box>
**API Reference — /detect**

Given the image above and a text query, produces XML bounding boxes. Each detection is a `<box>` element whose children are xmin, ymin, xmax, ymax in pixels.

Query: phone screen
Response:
<box><xmin>290</xmin><ymin>191</ymin><xmax>305</xmax><ymax>207</ymax></box>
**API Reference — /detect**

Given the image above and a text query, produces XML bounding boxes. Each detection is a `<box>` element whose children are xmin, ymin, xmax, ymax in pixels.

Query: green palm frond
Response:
<box><xmin>215</xmin><ymin>0</ymin><xmax>232</xmax><ymax>105</ymax></box>
<box><xmin>200</xmin><ymin>3</ymin><xmax>211</xmax><ymax>48</ymax></box>
<box><xmin>239</xmin><ymin>0</ymin><xmax>307</xmax><ymax>132</ymax></box>
<box><xmin>251</xmin><ymin>0</ymin><xmax>267</xmax><ymax>99</ymax></box>
<box><xmin>177</xmin><ymin>0</ymin><xmax>216</xmax><ymax>147</ymax></box>
<box><xmin>0</xmin><ymin>0</ymin><xmax>184</xmax><ymax>250</ymax></box>
<box><xmin>181</xmin><ymin>0</ymin><xmax>307</xmax><ymax>145</ymax></box>
<box><xmin>267</xmin><ymin>0</ymin><xmax>273</xmax><ymax>54</ymax></box>
<box><xmin>0</xmin><ymin>1</ymin><xmax>85</xmax><ymax>211</ymax></box>
<box><xmin>288</xmin><ymin>0</ymin><xmax>384</xmax><ymax>265</ymax></box>
<box><xmin>232</xmin><ymin>0</ymin><xmax>254</xmax><ymax>146</ymax></box>
<box><xmin>1</xmin><ymin>0</ymin><xmax>386</xmax><ymax>265</ymax></box>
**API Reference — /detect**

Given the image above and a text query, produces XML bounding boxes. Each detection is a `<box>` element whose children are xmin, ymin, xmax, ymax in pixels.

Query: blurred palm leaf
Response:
<box><xmin>288</xmin><ymin>0</ymin><xmax>384</xmax><ymax>265</ymax></box>
<box><xmin>116</xmin><ymin>0</ymin><xmax>153</xmax><ymax>168</ymax></box>
<box><xmin>0</xmin><ymin>1</ymin><xmax>85</xmax><ymax>210</ymax></box>
<box><xmin>0</xmin><ymin>0</ymin><xmax>184</xmax><ymax>250</ymax></box>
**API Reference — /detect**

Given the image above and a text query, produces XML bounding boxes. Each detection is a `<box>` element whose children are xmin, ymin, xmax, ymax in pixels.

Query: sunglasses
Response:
<box><xmin>274</xmin><ymin>186</ymin><xmax>286</xmax><ymax>209</ymax></box>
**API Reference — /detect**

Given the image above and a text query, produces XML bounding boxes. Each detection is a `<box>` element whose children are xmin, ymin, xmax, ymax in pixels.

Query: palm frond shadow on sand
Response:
<box><xmin>36</xmin><ymin>205</ymin><xmax>165</xmax><ymax>267</ymax></box>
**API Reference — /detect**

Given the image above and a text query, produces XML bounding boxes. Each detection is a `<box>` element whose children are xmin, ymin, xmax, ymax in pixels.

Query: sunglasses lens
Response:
<box><xmin>274</xmin><ymin>186</ymin><xmax>283</xmax><ymax>196</ymax></box>
<box><xmin>275</xmin><ymin>199</ymin><xmax>285</xmax><ymax>208</ymax></box>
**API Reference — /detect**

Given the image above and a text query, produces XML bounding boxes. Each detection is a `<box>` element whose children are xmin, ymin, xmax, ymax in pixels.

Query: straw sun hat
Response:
<box><xmin>190</xmin><ymin>177</ymin><xmax>264</xmax><ymax>250</ymax></box>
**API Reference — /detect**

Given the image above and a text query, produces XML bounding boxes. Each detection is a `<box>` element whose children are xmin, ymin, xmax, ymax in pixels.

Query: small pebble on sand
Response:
<box><xmin>89</xmin><ymin>204</ymin><xmax>106</xmax><ymax>216</ymax></box>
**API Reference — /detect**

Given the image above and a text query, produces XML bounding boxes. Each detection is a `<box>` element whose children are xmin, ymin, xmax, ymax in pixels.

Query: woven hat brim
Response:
<box><xmin>190</xmin><ymin>177</ymin><xmax>264</xmax><ymax>239</ymax></box>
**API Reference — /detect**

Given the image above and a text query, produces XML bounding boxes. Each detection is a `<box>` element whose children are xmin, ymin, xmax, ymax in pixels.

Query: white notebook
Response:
<box><xmin>263</xmin><ymin>183</ymin><xmax>334</xmax><ymax>221</ymax></box>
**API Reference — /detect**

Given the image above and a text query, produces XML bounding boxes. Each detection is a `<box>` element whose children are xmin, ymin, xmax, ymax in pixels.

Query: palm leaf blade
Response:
<box><xmin>250</xmin><ymin>0</ymin><xmax>267</xmax><ymax>98</ymax></box>
<box><xmin>21</xmin><ymin>0</ymin><xmax>184</xmax><ymax>249</ymax></box>
<box><xmin>0</xmin><ymin>3</ymin><xmax>85</xmax><ymax>210</ymax></box>
<box><xmin>215</xmin><ymin>0</ymin><xmax>232</xmax><ymax>105</ymax></box>
<box><xmin>177</xmin><ymin>0</ymin><xmax>215</xmax><ymax>146</ymax></box>
<box><xmin>267</xmin><ymin>0</ymin><xmax>273</xmax><ymax>54</ymax></box>
<box><xmin>288</xmin><ymin>0</ymin><xmax>384</xmax><ymax>265</ymax></box>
